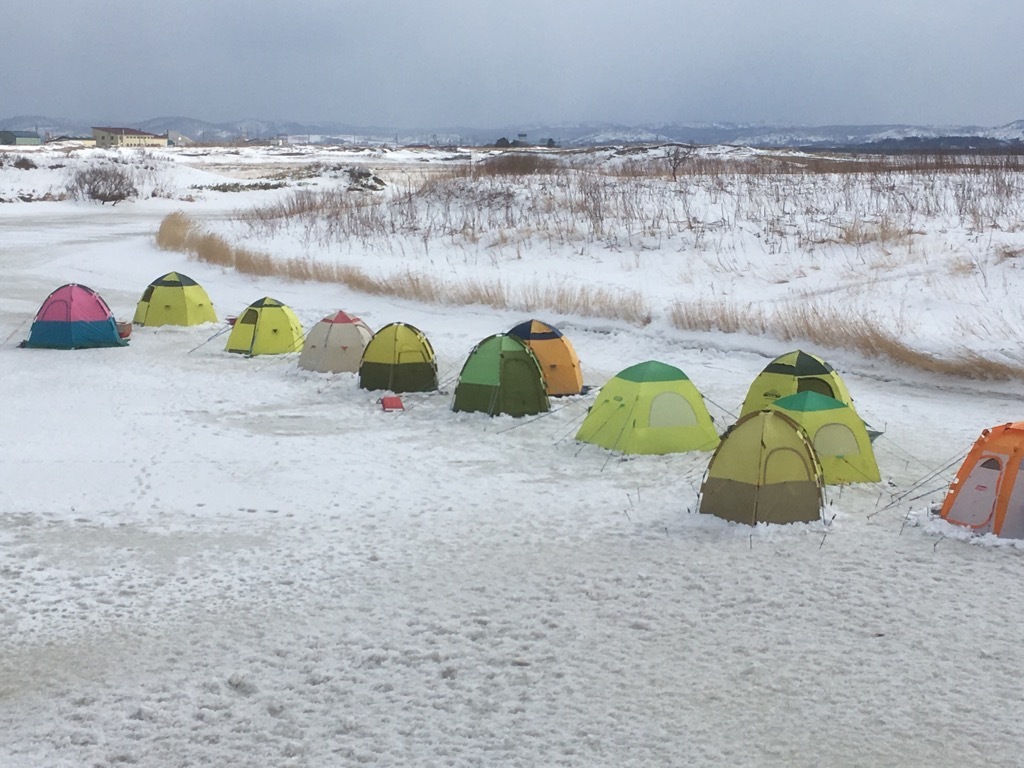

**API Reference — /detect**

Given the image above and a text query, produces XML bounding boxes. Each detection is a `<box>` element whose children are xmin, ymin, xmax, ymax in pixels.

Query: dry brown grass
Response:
<box><xmin>157</xmin><ymin>212</ymin><xmax>652</xmax><ymax>325</ymax></box>
<box><xmin>154</xmin><ymin>210</ymin><xmax>193</xmax><ymax>249</ymax></box>
<box><xmin>472</xmin><ymin>153</ymin><xmax>564</xmax><ymax>176</ymax></box>
<box><xmin>838</xmin><ymin>217</ymin><xmax>915</xmax><ymax>246</ymax></box>
<box><xmin>157</xmin><ymin>210</ymin><xmax>276</xmax><ymax>274</ymax></box>
<box><xmin>669</xmin><ymin>297</ymin><xmax>1024</xmax><ymax>380</ymax></box>
<box><xmin>669</xmin><ymin>299</ymin><xmax>768</xmax><ymax>335</ymax></box>
<box><xmin>995</xmin><ymin>244</ymin><xmax>1024</xmax><ymax>263</ymax></box>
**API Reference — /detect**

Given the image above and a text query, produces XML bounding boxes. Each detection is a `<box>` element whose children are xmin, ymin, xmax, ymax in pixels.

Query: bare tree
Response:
<box><xmin>667</xmin><ymin>143</ymin><xmax>696</xmax><ymax>182</ymax></box>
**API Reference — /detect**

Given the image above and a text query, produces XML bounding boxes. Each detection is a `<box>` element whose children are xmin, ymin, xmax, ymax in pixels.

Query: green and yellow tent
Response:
<box><xmin>225</xmin><ymin>297</ymin><xmax>304</xmax><ymax>356</ymax></box>
<box><xmin>575</xmin><ymin>360</ymin><xmax>719</xmax><ymax>455</ymax></box>
<box><xmin>133</xmin><ymin>272</ymin><xmax>217</xmax><ymax>327</ymax></box>
<box><xmin>768</xmin><ymin>392</ymin><xmax>880</xmax><ymax>484</ymax></box>
<box><xmin>740</xmin><ymin>349</ymin><xmax>853</xmax><ymax>416</ymax></box>
<box><xmin>699</xmin><ymin>409</ymin><xmax>824</xmax><ymax>526</ymax></box>
<box><xmin>359</xmin><ymin>322</ymin><xmax>437</xmax><ymax>393</ymax></box>
<box><xmin>452</xmin><ymin>334</ymin><xmax>550</xmax><ymax>417</ymax></box>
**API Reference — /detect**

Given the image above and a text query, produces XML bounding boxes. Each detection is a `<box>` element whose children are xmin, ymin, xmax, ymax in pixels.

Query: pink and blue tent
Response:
<box><xmin>23</xmin><ymin>283</ymin><xmax>127</xmax><ymax>349</ymax></box>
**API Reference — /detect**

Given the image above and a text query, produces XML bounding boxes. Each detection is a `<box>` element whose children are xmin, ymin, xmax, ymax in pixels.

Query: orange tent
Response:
<box><xmin>940</xmin><ymin>422</ymin><xmax>1024</xmax><ymax>539</ymax></box>
<box><xmin>507</xmin><ymin>319</ymin><xmax>583</xmax><ymax>396</ymax></box>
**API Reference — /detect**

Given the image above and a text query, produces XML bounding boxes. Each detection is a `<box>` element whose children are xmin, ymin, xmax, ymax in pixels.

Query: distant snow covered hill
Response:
<box><xmin>2</xmin><ymin>114</ymin><xmax>1023</xmax><ymax>149</ymax></box>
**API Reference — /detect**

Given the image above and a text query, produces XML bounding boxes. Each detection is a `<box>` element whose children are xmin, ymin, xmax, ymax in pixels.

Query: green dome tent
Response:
<box><xmin>452</xmin><ymin>333</ymin><xmax>550</xmax><ymax>417</ymax></box>
<box><xmin>575</xmin><ymin>360</ymin><xmax>719</xmax><ymax>455</ymax></box>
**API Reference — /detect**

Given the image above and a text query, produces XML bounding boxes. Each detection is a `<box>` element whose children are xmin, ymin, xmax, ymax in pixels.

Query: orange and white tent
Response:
<box><xmin>940</xmin><ymin>422</ymin><xmax>1024</xmax><ymax>539</ymax></box>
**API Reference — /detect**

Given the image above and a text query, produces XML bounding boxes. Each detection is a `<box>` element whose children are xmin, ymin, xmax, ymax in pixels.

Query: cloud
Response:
<box><xmin>2</xmin><ymin>0</ymin><xmax>1021</xmax><ymax>127</ymax></box>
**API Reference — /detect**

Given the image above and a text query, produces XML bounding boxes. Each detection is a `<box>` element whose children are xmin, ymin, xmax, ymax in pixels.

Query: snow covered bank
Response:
<box><xmin>2</xmin><ymin>146</ymin><xmax>1024</xmax><ymax>767</ymax></box>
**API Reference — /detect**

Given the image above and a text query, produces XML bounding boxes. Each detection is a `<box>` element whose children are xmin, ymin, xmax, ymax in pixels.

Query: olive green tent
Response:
<box><xmin>358</xmin><ymin>322</ymin><xmax>437</xmax><ymax>393</ymax></box>
<box><xmin>575</xmin><ymin>360</ymin><xmax>719</xmax><ymax>454</ymax></box>
<box><xmin>768</xmin><ymin>392</ymin><xmax>880</xmax><ymax>485</ymax></box>
<box><xmin>452</xmin><ymin>333</ymin><xmax>550</xmax><ymax>417</ymax></box>
<box><xmin>699</xmin><ymin>409</ymin><xmax>824</xmax><ymax>526</ymax></box>
<box><xmin>740</xmin><ymin>350</ymin><xmax>854</xmax><ymax>416</ymax></box>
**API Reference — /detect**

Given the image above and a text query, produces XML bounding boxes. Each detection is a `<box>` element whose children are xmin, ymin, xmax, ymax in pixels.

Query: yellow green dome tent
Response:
<box><xmin>767</xmin><ymin>392</ymin><xmax>880</xmax><ymax>485</ymax></box>
<box><xmin>452</xmin><ymin>333</ymin><xmax>550</xmax><ymax>417</ymax></box>
<box><xmin>575</xmin><ymin>360</ymin><xmax>719</xmax><ymax>455</ymax></box>
<box><xmin>133</xmin><ymin>272</ymin><xmax>217</xmax><ymax>327</ymax></box>
<box><xmin>699</xmin><ymin>409</ymin><xmax>824</xmax><ymax>526</ymax></box>
<box><xmin>358</xmin><ymin>322</ymin><xmax>437</xmax><ymax>393</ymax></box>
<box><xmin>225</xmin><ymin>297</ymin><xmax>304</xmax><ymax>356</ymax></box>
<box><xmin>740</xmin><ymin>349</ymin><xmax>854</xmax><ymax>416</ymax></box>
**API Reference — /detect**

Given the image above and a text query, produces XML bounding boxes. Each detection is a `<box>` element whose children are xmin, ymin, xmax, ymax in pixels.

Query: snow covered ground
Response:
<box><xmin>2</xmin><ymin>144</ymin><xmax>1024</xmax><ymax>767</ymax></box>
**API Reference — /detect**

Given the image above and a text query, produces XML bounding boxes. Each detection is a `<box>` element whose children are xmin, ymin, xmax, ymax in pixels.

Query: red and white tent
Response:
<box><xmin>298</xmin><ymin>310</ymin><xmax>373</xmax><ymax>374</ymax></box>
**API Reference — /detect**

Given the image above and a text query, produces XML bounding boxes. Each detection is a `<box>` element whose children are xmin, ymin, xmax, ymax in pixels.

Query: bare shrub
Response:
<box><xmin>13</xmin><ymin>155</ymin><xmax>37</xmax><ymax>170</ymax></box>
<box><xmin>66</xmin><ymin>164</ymin><xmax>138</xmax><ymax>204</ymax></box>
<box><xmin>193</xmin><ymin>180</ymin><xmax>288</xmax><ymax>193</ymax></box>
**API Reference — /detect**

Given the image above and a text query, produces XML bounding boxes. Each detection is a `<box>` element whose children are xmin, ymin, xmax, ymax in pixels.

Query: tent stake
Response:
<box><xmin>2</xmin><ymin>319</ymin><xmax>27</xmax><ymax>346</ymax></box>
<box><xmin>188</xmin><ymin>325</ymin><xmax>232</xmax><ymax>354</ymax></box>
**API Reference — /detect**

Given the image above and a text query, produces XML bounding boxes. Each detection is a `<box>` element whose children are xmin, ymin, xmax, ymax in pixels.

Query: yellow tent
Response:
<box><xmin>575</xmin><ymin>360</ymin><xmax>718</xmax><ymax>454</ymax></box>
<box><xmin>767</xmin><ymin>392</ymin><xmax>880</xmax><ymax>484</ymax></box>
<box><xmin>740</xmin><ymin>349</ymin><xmax>854</xmax><ymax>416</ymax></box>
<box><xmin>133</xmin><ymin>272</ymin><xmax>217</xmax><ymax>327</ymax></box>
<box><xmin>225</xmin><ymin>297</ymin><xmax>304</xmax><ymax>356</ymax></box>
<box><xmin>700</xmin><ymin>410</ymin><xmax>824</xmax><ymax>525</ymax></box>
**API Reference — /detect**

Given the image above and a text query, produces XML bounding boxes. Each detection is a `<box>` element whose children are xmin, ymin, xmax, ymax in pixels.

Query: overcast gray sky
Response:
<box><xmin>2</xmin><ymin>0</ymin><xmax>1021</xmax><ymax>128</ymax></box>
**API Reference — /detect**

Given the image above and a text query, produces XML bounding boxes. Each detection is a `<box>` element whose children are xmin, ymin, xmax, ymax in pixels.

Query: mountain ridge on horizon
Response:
<box><xmin>3</xmin><ymin>114</ymin><xmax>1023</xmax><ymax>149</ymax></box>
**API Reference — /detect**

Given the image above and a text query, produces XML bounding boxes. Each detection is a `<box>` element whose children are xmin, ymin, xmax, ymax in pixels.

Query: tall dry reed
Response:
<box><xmin>156</xmin><ymin>212</ymin><xmax>652</xmax><ymax>324</ymax></box>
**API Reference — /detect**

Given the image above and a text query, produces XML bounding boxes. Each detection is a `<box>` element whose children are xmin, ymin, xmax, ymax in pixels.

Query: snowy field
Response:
<box><xmin>2</xmin><ymin>143</ymin><xmax>1024</xmax><ymax>767</ymax></box>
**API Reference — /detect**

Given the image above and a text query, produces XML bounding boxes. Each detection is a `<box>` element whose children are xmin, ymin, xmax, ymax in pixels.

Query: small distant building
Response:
<box><xmin>92</xmin><ymin>127</ymin><xmax>168</xmax><ymax>148</ymax></box>
<box><xmin>0</xmin><ymin>130</ymin><xmax>42</xmax><ymax>146</ymax></box>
